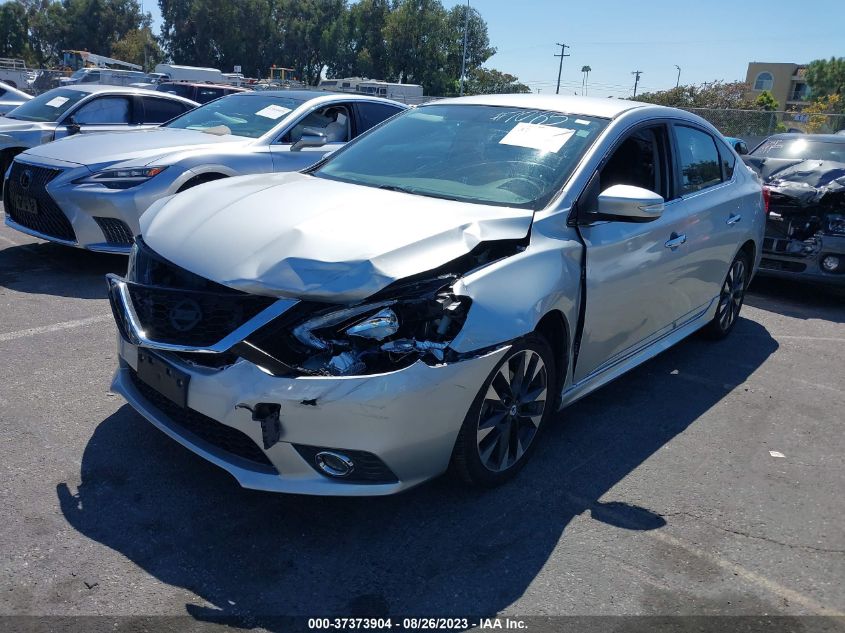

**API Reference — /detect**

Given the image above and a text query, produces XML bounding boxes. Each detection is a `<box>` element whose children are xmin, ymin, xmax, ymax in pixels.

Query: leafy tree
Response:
<box><xmin>110</xmin><ymin>26</ymin><xmax>163</xmax><ymax>70</ymax></box>
<box><xmin>464</xmin><ymin>67</ymin><xmax>530</xmax><ymax>95</ymax></box>
<box><xmin>754</xmin><ymin>90</ymin><xmax>778</xmax><ymax>111</ymax></box>
<box><xmin>445</xmin><ymin>4</ymin><xmax>494</xmax><ymax>87</ymax></box>
<box><xmin>0</xmin><ymin>2</ymin><xmax>31</xmax><ymax>61</ymax></box>
<box><xmin>803</xmin><ymin>94</ymin><xmax>845</xmax><ymax>133</ymax></box>
<box><xmin>383</xmin><ymin>0</ymin><xmax>450</xmax><ymax>93</ymax></box>
<box><xmin>329</xmin><ymin>0</ymin><xmax>390</xmax><ymax>79</ymax></box>
<box><xmin>805</xmin><ymin>57</ymin><xmax>845</xmax><ymax>98</ymax></box>
<box><xmin>635</xmin><ymin>81</ymin><xmax>757</xmax><ymax>110</ymax></box>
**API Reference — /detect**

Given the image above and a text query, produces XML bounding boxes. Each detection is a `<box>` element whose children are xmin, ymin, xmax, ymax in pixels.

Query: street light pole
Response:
<box><xmin>674</xmin><ymin>64</ymin><xmax>681</xmax><ymax>88</ymax></box>
<box><xmin>459</xmin><ymin>0</ymin><xmax>470</xmax><ymax>96</ymax></box>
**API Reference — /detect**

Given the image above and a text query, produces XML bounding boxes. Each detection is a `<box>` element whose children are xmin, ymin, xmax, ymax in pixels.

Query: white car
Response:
<box><xmin>107</xmin><ymin>94</ymin><xmax>764</xmax><ymax>495</ymax></box>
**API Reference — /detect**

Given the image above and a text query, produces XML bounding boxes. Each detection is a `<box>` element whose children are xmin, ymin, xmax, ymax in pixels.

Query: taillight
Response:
<box><xmin>762</xmin><ymin>186</ymin><xmax>771</xmax><ymax>215</ymax></box>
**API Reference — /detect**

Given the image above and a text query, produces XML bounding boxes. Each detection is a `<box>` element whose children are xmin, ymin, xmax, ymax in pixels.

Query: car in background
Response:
<box><xmin>59</xmin><ymin>68</ymin><xmax>148</xmax><ymax>87</ymax></box>
<box><xmin>0</xmin><ymin>81</ymin><xmax>31</xmax><ymax>115</ymax></box>
<box><xmin>0</xmin><ymin>85</ymin><xmax>198</xmax><ymax>179</ymax></box>
<box><xmin>744</xmin><ymin>133</ymin><xmax>845</xmax><ymax>285</ymax></box>
<box><xmin>4</xmin><ymin>91</ymin><xmax>405</xmax><ymax>253</ymax></box>
<box><xmin>723</xmin><ymin>136</ymin><xmax>748</xmax><ymax>155</ymax></box>
<box><xmin>105</xmin><ymin>94</ymin><xmax>763</xmax><ymax>495</ymax></box>
<box><xmin>156</xmin><ymin>82</ymin><xmax>249</xmax><ymax>104</ymax></box>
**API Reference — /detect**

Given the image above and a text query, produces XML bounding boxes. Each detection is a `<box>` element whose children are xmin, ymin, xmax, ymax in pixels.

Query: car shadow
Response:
<box><xmin>0</xmin><ymin>241</ymin><xmax>126</xmax><ymax>300</ymax></box>
<box><xmin>57</xmin><ymin>317</ymin><xmax>778</xmax><ymax>625</ymax></box>
<box><xmin>746</xmin><ymin>276</ymin><xmax>845</xmax><ymax>323</ymax></box>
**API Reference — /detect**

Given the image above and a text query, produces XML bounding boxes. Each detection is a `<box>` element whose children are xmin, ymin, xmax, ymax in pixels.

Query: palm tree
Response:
<box><xmin>581</xmin><ymin>65</ymin><xmax>592</xmax><ymax>96</ymax></box>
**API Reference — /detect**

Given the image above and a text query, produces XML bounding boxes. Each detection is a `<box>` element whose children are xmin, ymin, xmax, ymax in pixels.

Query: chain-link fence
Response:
<box><xmin>686</xmin><ymin>108</ymin><xmax>845</xmax><ymax>147</ymax></box>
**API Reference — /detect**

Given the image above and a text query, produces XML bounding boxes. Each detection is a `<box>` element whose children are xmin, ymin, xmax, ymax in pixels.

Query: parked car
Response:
<box><xmin>105</xmin><ymin>94</ymin><xmax>764</xmax><ymax>495</ymax></box>
<box><xmin>743</xmin><ymin>133</ymin><xmax>845</xmax><ymax>285</ymax></box>
<box><xmin>156</xmin><ymin>82</ymin><xmax>249</xmax><ymax>104</ymax></box>
<box><xmin>59</xmin><ymin>68</ymin><xmax>148</xmax><ymax>87</ymax></box>
<box><xmin>723</xmin><ymin>136</ymin><xmax>748</xmax><ymax>155</ymax></box>
<box><xmin>4</xmin><ymin>91</ymin><xmax>405</xmax><ymax>252</ymax></box>
<box><xmin>0</xmin><ymin>85</ymin><xmax>198</xmax><ymax>181</ymax></box>
<box><xmin>0</xmin><ymin>80</ymin><xmax>31</xmax><ymax>115</ymax></box>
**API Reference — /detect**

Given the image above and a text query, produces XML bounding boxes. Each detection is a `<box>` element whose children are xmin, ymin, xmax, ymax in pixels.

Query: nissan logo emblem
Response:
<box><xmin>168</xmin><ymin>299</ymin><xmax>203</xmax><ymax>332</ymax></box>
<box><xmin>19</xmin><ymin>169</ymin><xmax>32</xmax><ymax>189</ymax></box>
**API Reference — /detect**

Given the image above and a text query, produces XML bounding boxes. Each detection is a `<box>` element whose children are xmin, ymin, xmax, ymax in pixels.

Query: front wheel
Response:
<box><xmin>703</xmin><ymin>251</ymin><xmax>750</xmax><ymax>339</ymax></box>
<box><xmin>451</xmin><ymin>333</ymin><xmax>557</xmax><ymax>487</ymax></box>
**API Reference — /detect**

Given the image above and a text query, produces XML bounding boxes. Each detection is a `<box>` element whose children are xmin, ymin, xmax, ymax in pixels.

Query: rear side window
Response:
<box><xmin>196</xmin><ymin>88</ymin><xmax>224</xmax><ymax>103</ymax></box>
<box><xmin>355</xmin><ymin>102</ymin><xmax>403</xmax><ymax>135</ymax></box>
<box><xmin>717</xmin><ymin>141</ymin><xmax>736</xmax><ymax>180</ymax></box>
<box><xmin>674</xmin><ymin>125</ymin><xmax>722</xmax><ymax>194</ymax></box>
<box><xmin>142</xmin><ymin>97</ymin><xmax>189</xmax><ymax>123</ymax></box>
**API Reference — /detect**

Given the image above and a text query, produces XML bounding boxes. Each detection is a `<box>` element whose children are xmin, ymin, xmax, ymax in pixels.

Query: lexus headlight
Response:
<box><xmin>244</xmin><ymin>284</ymin><xmax>472</xmax><ymax>376</ymax></box>
<box><xmin>75</xmin><ymin>166</ymin><xmax>168</xmax><ymax>190</ymax></box>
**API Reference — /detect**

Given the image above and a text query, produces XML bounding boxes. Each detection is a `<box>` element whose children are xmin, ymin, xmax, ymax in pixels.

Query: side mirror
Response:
<box><xmin>597</xmin><ymin>184</ymin><xmax>664</xmax><ymax>221</ymax></box>
<box><xmin>291</xmin><ymin>128</ymin><xmax>327</xmax><ymax>152</ymax></box>
<box><xmin>66</xmin><ymin>116</ymin><xmax>81</xmax><ymax>136</ymax></box>
<box><xmin>734</xmin><ymin>141</ymin><xmax>749</xmax><ymax>155</ymax></box>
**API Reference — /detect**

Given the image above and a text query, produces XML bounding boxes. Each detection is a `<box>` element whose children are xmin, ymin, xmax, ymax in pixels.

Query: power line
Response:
<box><xmin>554</xmin><ymin>42</ymin><xmax>570</xmax><ymax>95</ymax></box>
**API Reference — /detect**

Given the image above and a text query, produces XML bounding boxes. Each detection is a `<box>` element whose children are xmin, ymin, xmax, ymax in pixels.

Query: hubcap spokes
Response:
<box><xmin>477</xmin><ymin>350</ymin><xmax>547</xmax><ymax>472</ymax></box>
<box><xmin>717</xmin><ymin>259</ymin><xmax>746</xmax><ymax>331</ymax></box>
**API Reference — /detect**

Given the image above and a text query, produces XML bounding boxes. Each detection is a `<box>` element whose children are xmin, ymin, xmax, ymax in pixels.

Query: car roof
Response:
<box><xmin>225</xmin><ymin>89</ymin><xmax>408</xmax><ymax>108</ymax></box>
<box><xmin>430</xmin><ymin>94</ymin><xmax>649</xmax><ymax>119</ymax></box>
<box><xmin>55</xmin><ymin>84</ymin><xmax>198</xmax><ymax>105</ymax></box>
<box><xmin>159</xmin><ymin>82</ymin><xmax>248</xmax><ymax>90</ymax></box>
<box><xmin>764</xmin><ymin>133</ymin><xmax>845</xmax><ymax>144</ymax></box>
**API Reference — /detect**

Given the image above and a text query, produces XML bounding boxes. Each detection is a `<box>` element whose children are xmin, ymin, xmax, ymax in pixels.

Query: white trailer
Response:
<box><xmin>154</xmin><ymin>64</ymin><xmax>232</xmax><ymax>85</ymax></box>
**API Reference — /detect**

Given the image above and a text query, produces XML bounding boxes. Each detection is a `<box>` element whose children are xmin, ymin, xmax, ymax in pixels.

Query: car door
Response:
<box><xmin>669</xmin><ymin>124</ymin><xmax>747</xmax><ymax>310</ymax></box>
<box><xmin>54</xmin><ymin>95</ymin><xmax>136</xmax><ymax>139</ymax></box>
<box><xmin>269</xmin><ymin>102</ymin><xmax>355</xmax><ymax>172</ymax></box>
<box><xmin>574</xmin><ymin>123</ymin><xmax>698</xmax><ymax>383</ymax></box>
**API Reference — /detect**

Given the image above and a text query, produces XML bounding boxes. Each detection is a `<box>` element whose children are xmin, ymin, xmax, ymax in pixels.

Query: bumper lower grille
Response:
<box><xmin>4</xmin><ymin>162</ymin><xmax>75</xmax><ymax>242</ymax></box>
<box><xmin>293</xmin><ymin>444</ymin><xmax>398</xmax><ymax>484</ymax></box>
<box><xmin>94</xmin><ymin>217</ymin><xmax>134</xmax><ymax>247</ymax></box>
<box><xmin>760</xmin><ymin>258</ymin><xmax>807</xmax><ymax>273</ymax></box>
<box><xmin>128</xmin><ymin>368</ymin><xmax>276</xmax><ymax>472</ymax></box>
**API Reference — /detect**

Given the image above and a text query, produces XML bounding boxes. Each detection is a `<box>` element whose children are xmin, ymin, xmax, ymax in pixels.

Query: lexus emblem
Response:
<box><xmin>19</xmin><ymin>169</ymin><xmax>32</xmax><ymax>189</ymax></box>
<box><xmin>168</xmin><ymin>299</ymin><xmax>203</xmax><ymax>332</ymax></box>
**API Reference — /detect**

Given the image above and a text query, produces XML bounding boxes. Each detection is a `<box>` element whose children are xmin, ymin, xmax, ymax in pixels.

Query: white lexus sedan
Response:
<box><xmin>107</xmin><ymin>94</ymin><xmax>764</xmax><ymax>495</ymax></box>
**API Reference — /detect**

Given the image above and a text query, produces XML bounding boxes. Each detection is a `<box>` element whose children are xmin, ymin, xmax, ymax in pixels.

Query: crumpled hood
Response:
<box><xmin>141</xmin><ymin>172</ymin><xmax>534</xmax><ymax>302</ymax></box>
<box><xmin>23</xmin><ymin>127</ymin><xmax>247</xmax><ymax>168</ymax></box>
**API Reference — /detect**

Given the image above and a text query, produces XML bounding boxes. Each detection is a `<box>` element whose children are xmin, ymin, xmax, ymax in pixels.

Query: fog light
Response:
<box><xmin>821</xmin><ymin>255</ymin><xmax>840</xmax><ymax>272</ymax></box>
<box><xmin>315</xmin><ymin>451</ymin><xmax>355</xmax><ymax>477</ymax></box>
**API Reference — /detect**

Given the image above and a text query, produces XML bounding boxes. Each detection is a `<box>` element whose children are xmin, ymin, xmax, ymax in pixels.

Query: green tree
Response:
<box><xmin>0</xmin><ymin>2</ymin><xmax>31</xmax><ymax>61</ymax></box>
<box><xmin>329</xmin><ymin>0</ymin><xmax>390</xmax><ymax>79</ymax></box>
<box><xmin>383</xmin><ymin>0</ymin><xmax>450</xmax><ymax>93</ymax></box>
<box><xmin>754</xmin><ymin>90</ymin><xmax>778</xmax><ymax>111</ymax></box>
<box><xmin>464</xmin><ymin>67</ymin><xmax>530</xmax><ymax>95</ymax></box>
<box><xmin>111</xmin><ymin>26</ymin><xmax>163</xmax><ymax>70</ymax></box>
<box><xmin>635</xmin><ymin>81</ymin><xmax>756</xmax><ymax>109</ymax></box>
<box><xmin>805</xmin><ymin>57</ymin><xmax>845</xmax><ymax>98</ymax></box>
<box><xmin>445</xmin><ymin>4</ymin><xmax>495</xmax><ymax>89</ymax></box>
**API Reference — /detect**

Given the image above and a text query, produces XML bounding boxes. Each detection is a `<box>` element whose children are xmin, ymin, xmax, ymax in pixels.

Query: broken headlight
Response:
<box><xmin>242</xmin><ymin>284</ymin><xmax>471</xmax><ymax>376</ymax></box>
<box><xmin>827</xmin><ymin>214</ymin><xmax>845</xmax><ymax>236</ymax></box>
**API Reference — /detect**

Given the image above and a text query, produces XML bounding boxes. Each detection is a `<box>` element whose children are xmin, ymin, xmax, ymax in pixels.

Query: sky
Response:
<box><xmin>143</xmin><ymin>0</ymin><xmax>845</xmax><ymax>97</ymax></box>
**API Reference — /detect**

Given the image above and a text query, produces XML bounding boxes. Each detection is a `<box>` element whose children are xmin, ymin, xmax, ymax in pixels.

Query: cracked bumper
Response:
<box><xmin>112</xmin><ymin>337</ymin><xmax>508</xmax><ymax>495</ymax></box>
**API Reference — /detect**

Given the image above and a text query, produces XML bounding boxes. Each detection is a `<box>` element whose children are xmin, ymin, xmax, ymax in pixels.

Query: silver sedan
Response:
<box><xmin>107</xmin><ymin>94</ymin><xmax>765</xmax><ymax>495</ymax></box>
<box><xmin>3</xmin><ymin>91</ymin><xmax>406</xmax><ymax>253</ymax></box>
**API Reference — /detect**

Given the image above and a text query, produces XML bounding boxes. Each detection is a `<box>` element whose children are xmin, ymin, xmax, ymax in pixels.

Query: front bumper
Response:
<box><xmin>3</xmin><ymin>157</ymin><xmax>188</xmax><ymax>254</ymax></box>
<box><xmin>758</xmin><ymin>233</ymin><xmax>845</xmax><ymax>286</ymax></box>
<box><xmin>113</xmin><ymin>337</ymin><xmax>508</xmax><ymax>496</ymax></box>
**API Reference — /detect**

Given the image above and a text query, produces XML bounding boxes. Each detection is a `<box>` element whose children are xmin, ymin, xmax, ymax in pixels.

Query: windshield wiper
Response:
<box><xmin>376</xmin><ymin>184</ymin><xmax>417</xmax><ymax>194</ymax></box>
<box><xmin>376</xmin><ymin>184</ymin><xmax>464</xmax><ymax>202</ymax></box>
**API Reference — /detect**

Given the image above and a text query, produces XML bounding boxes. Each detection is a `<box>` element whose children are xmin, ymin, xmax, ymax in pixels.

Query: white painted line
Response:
<box><xmin>778</xmin><ymin>336</ymin><xmax>845</xmax><ymax>343</ymax></box>
<box><xmin>0</xmin><ymin>314</ymin><xmax>113</xmax><ymax>343</ymax></box>
<box><xmin>769</xmin><ymin>450</ymin><xmax>785</xmax><ymax>458</ymax></box>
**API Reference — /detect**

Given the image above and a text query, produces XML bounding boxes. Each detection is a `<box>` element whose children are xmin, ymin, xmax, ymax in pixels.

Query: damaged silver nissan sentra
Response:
<box><xmin>107</xmin><ymin>94</ymin><xmax>765</xmax><ymax>495</ymax></box>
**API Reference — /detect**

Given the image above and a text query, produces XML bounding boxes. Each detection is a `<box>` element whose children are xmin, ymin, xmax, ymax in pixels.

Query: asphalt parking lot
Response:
<box><xmin>1</xmin><ymin>208</ymin><xmax>843</xmax><ymax>630</ymax></box>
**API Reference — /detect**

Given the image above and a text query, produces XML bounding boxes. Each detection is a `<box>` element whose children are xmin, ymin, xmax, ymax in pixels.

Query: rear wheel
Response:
<box><xmin>703</xmin><ymin>251</ymin><xmax>749</xmax><ymax>339</ymax></box>
<box><xmin>451</xmin><ymin>333</ymin><xmax>556</xmax><ymax>487</ymax></box>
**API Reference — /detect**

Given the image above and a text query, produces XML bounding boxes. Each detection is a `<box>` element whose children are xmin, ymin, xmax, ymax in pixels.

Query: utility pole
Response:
<box><xmin>459</xmin><ymin>0</ymin><xmax>470</xmax><ymax>96</ymax></box>
<box><xmin>631</xmin><ymin>70</ymin><xmax>642</xmax><ymax>97</ymax></box>
<box><xmin>674</xmin><ymin>65</ymin><xmax>681</xmax><ymax>88</ymax></box>
<box><xmin>554</xmin><ymin>42</ymin><xmax>570</xmax><ymax>94</ymax></box>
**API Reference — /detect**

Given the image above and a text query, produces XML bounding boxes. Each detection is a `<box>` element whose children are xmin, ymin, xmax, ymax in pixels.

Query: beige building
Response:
<box><xmin>745</xmin><ymin>62</ymin><xmax>811</xmax><ymax>109</ymax></box>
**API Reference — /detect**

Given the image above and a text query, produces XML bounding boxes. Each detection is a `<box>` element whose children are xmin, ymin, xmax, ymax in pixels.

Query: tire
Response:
<box><xmin>702</xmin><ymin>250</ymin><xmax>750</xmax><ymax>340</ymax></box>
<box><xmin>451</xmin><ymin>333</ymin><xmax>557</xmax><ymax>487</ymax></box>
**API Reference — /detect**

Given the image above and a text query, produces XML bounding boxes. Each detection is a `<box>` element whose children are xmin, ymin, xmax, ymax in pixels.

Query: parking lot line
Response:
<box><xmin>0</xmin><ymin>314</ymin><xmax>113</xmax><ymax>343</ymax></box>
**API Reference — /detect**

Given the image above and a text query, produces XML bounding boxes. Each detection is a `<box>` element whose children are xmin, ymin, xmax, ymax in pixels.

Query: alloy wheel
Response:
<box><xmin>476</xmin><ymin>349</ymin><xmax>548</xmax><ymax>472</ymax></box>
<box><xmin>716</xmin><ymin>258</ymin><xmax>746</xmax><ymax>332</ymax></box>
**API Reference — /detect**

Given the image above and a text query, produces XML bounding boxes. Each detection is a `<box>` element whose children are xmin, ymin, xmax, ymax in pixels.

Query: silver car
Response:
<box><xmin>0</xmin><ymin>80</ymin><xmax>31</xmax><ymax>116</ymax></box>
<box><xmin>4</xmin><ymin>91</ymin><xmax>406</xmax><ymax>253</ymax></box>
<box><xmin>0</xmin><ymin>85</ymin><xmax>197</xmax><ymax>177</ymax></box>
<box><xmin>107</xmin><ymin>94</ymin><xmax>764</xmax><ymax>495</ymax></box>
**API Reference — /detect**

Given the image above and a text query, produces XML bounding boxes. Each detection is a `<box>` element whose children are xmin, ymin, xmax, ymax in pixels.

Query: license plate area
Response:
<box><xmin>14</xmin><ymin>193</ymin><xmax>38</xmax><ymax>215</ymax></box>
<box><xmin>136</xmin><ymin>349</ymin><xmax>190</xmax><ymax>408</ymax></box>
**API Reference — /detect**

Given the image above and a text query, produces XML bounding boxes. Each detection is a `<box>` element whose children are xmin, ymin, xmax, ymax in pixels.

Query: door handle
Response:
<box><xmin>664</xmin><ymin>233</ymin><xmax>687</xmax><ymax>250</ymax></box>
<box><xmin>726</xmin><ymin>213</ymin><xmax>742</xmax><ymax>225</ymax></box>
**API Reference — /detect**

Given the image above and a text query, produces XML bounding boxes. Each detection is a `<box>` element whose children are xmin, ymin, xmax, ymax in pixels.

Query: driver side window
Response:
<box><xmin>282</xmin><ymin>105</ymin><xmax>351</xmax><ymax>144</ymax></box>
<box><xmin>600</xmin><ymin>126</ymin><xmax>669</xmax><ymax>198</ymax></box>
<box><xmin>72</xmin><ymin>96</ymin><xmax>131</xmax><ymax>125</ymax></box>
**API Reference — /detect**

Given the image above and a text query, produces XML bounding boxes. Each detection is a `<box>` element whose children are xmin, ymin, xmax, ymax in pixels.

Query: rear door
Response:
<box><xmin>668</xmin><ymin>123</ymin><xmax>746</xmax><ymax>311</ymax></box>
<box><xmin>575</xmin><ymin>122</ymin><xmax>698</xmax><ymax>382</ymax></box>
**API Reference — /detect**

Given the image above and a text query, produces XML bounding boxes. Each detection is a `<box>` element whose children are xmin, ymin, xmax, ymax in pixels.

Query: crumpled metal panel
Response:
<box><xmin>141</xmin><ymin>172</ymin><xmax>534</xmax><ymax>303</ymax></box>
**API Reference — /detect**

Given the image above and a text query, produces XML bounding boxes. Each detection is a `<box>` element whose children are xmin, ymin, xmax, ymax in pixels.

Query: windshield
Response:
<box><xmin>5</xmin><ymin>88</ymin><xmax>89</xmax><ymax>122</ymax></box>
<box><xmin>164</xmin><ymin>94</ymin><xmax>303</xmax><ymax>138</ymax></box>
<box><xmin>314</xmin><ymin>104</ymin><xmax>608</xmax><ymax>209</ymax></box>
<box><xmin>751</xmin><ymin>137</ymin><xmax>845</xmax><ymax>162</ymax></box>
